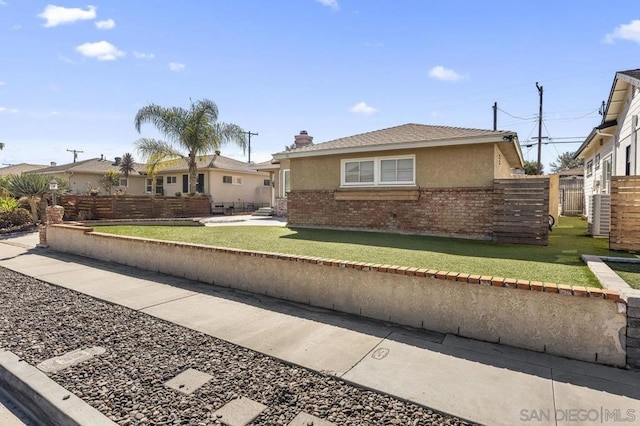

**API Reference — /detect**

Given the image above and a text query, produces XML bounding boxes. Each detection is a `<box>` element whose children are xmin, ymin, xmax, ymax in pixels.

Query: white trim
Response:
<box><xmin>282</xmin><ymin>169</ymin><xmax>290</xmax><ymax>197</ymax></box>
<box><xmin>340</xmin><ymin>154</ymin><xmax>416</xmax><ymax>187</ymax></box>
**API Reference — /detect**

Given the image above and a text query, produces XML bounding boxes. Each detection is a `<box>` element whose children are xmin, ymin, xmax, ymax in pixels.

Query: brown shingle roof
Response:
<box><xmin>0</xmin><ymin>163</ymin><xmax>48</xmax><ymax>177</ymax></box>
<box><xmin>32</xmin><ymin>158</ymin><xmax>146</xmax><ymax>175</ymax></box>
<box><xmin>276</xmin><ymin>123</ymin><xmax>515</xmax><ymax>156</ymax></box>
<box><xmin>157</xmin><ymin>154</ymin><xmax>260</xmax><ymax>173</ymax></box>
<box><xmin>618</xmin><ymin>69</ymin><xmax>640</xmax><ymax>83</ymax></box>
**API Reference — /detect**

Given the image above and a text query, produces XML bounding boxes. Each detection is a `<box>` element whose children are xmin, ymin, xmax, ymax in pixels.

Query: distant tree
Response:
<box><xmin>523</xmin><ymin>161</ymin><xmax>544</xmax><ymax>175</ymax></box>
<box><xmin>118</xmin><ymin>153</ymin><xmax>136</xmax><ymax>187</ymax></box>
<box><xmin>284</xmin><ymin>143</ymin><xmax>296</xmax><ymax>151</ymax></box>
<box><xmin>100</xmin><ymin>170</ymin><xmax>120</xmax><ymax>194</ymax></box>
<box><xmin>0</xmin><ymin>142</ymin><xmax>5</xmax><ymax>150</ymax></box>
<box><xmin>549</xmin><ymin>152</ymin><xmax>584</xmax><ymax>173</ymax></box>
<box><xmin>134</xmin><ymin>98</ymin><xmax>246</xmax><ymax>195</ymax></box>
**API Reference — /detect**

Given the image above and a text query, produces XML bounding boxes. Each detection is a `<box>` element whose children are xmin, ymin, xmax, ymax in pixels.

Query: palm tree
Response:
<box><xmin>134</xmin><ymin>98</ymin><xmax>246</xmax><ymax>194</ymax></box>
<box><xmin>119</xmin><ymin>153</ymin><xmax>136</xmax><ymax>189</ymax></box>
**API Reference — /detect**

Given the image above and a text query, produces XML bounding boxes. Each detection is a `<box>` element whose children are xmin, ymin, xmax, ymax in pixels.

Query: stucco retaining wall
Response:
<box><xmin>47</xmin><ymin>224</ymin><xmax>628</xmax><ymax>367</ymax></box>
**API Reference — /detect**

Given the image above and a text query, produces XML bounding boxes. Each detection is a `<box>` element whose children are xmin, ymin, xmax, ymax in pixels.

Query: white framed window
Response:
<box><xmin>263</xmin><ymin>179</ymin><xmax>271</xmax><ymax>186</ymax></box>
<box><xmin>119</xmin><ymin>178</ymin><xmax>128</xmax><ymax>187</ymax></box>
<box><xmin>166</xmin><ymin>176</ymin><xmax>177</xmax><ymax>184</ymax></box>
<box><xmin>341</xmin><ymin>155</ymin><xmax>415</xmax><ymax>187</ymax></box>
<box><xmin>223</xmin><ymin>175</ymin><xmax>243</xmax><ymax>185</ymax></box>
<box><xmin>282</xmin><ymin>169</ymin><xmax>290</xmax><ymax>197</ymax></box>
<box><xmin>223</xmin><ymin>175</ymin><xmax>232</xmax><ymax>184</ymax></box>
<box><xmin>146</xmin><ymin>178</ymin><xmax>153</xmax><ymax>193</ymax></box>
<box><xmin>233</xmin><ymin>176</ymin><xmax>243</xmax><ymax>185</ymax></box>
<box><xmin>586</xmin><ymin>160</ymin><xmax>593</xmax><ymax>177</ymax></box>
<box><xmin>595</xmin><ymin>154</ymin><xmax>601</xmax><ymax>170</ymax></box>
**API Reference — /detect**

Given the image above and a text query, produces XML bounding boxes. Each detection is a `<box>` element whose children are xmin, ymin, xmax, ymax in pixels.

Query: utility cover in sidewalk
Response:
<box><xmin>289</xmin><ymin>412</ymin><xmax>336</xmax><ymax>425</ymax></box>
<box><xmin>212</xmin><ymin>397</ymin><xmax>267</xmax><ymax>426</ymax></box>
<box><xmin>164</xmin><ymin>368</ymin><xmax>213</xmax><ymax>395</ymax></box>
<box><xmin>37</xmin><ymin>347</ymin><xmax>106</xmax><ymax>373</ymax></box>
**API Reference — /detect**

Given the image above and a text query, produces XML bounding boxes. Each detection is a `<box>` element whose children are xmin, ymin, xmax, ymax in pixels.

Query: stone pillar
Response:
<box><xmin>628</xmin><ymin>297</ymin><xmax>640</xmax><ymax>370</ymax></box>
<box><xmin>38</xmin><ymin>205</ymin><xmax>65</xmax><ymax>248</ymax></box>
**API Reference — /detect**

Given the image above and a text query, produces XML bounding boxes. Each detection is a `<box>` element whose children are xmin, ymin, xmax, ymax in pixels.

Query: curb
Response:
<box><xmin>0</xmin><ymin>350</ymin><xmax>116</xmax><ymax>426</ymax></box>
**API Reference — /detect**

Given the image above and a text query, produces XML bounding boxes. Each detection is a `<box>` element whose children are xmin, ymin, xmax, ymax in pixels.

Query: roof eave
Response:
<box><xmin>272</xmin><ymin>134</ymin><xmax>517</xmax><ymax>160</ymax></box>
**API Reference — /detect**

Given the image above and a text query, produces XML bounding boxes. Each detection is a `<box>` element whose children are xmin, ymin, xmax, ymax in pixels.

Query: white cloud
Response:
<box><xmin>12</xmin><ymin>24</ymin><xmax>22</xmax><ymax>30</ymax></box>
<box><xmin>133</xmin><ymin>51</ymin><xmax>155</xmax><ymax>60</ymax></box>
<box><xmin>0</xmin><ymin>81</ymin><xmax>5</xmax><ymax>87</ymax></box>
<box><xmin>0</xmin><ymin>1</ymin><xmax>7</xmax><ymax>6</ymax></box>
<box><xmin>428</xmin><ymin>65</ymin><xmax>464</xmax><ymax>82</ymax></box>
<box><xmin>169</xmin><ymin>62</ymin><xmax>186</xmax><ymax>72</ymax></box>
<box><xmin>315</xmin><ymin>0</ymin><xmax>339</xmax><ymax>11</ymax></box>
<box><xmin>75</xmin><ymin>41</ymin><xmax>125</xmax><ymax>61</ymax></box>
<box><xmin>604</xmin><ymin>20</ymin><xmax>640</xmax><ymax>44</ymax></box>
<box><xmin>350</xmin><ymin>101</ymin><xmax>378</xmax><ymax>115</ymax></box>
<box><xmin>0</xmin><ymin>107</ymin><xmax>19</xmax><ymax>113</ymax></box>
<box><xmin>38</xmin><ymin>5</ymin><xmax>97</xmax><ymax>28</ymax></box>
<box><xmin>95</xmin><ymin>19</ymin><xmax>115</xmax><ymax>30</ymax></box>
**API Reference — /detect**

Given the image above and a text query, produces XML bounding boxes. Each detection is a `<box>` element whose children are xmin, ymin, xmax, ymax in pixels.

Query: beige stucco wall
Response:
<box><xmin>47</xmin><ymin>224</ymin><xmax>627</xmax><ymax>367</ymax></box>
<box><xmin>155</xmin><ymin>170</ymin><xmax>270</xmax><ymax>204</ymax></box>
<box><xmin>494</xmin><ymin>144</ymin><xmax>513</xmax><ymax>178</ymax></box>
<box><xmin>290</xmin><ymin>144</ymin><xmax>501</xmax><ymax>190</ymax></box>
<box><xmin>62</xmin><ymin>172</ymin><xmax>147</xmax><ymax>196</ymax></box>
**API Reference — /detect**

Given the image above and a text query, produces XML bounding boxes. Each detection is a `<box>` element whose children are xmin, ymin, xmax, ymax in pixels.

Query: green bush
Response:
<box><xmin>0</xmin><ymin>207</ymin><xmax>34</xmax><ymax>229</ymax></box>
<box><xmin>0</xmin><ymin>197</ymin><xmax>20</xmax><ymax>212</ymax></box>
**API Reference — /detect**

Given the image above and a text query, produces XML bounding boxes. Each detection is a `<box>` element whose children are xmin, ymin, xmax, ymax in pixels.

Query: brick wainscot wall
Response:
<box><xmin>287</xmin><ymin>188</ymin><xmax>494</xmax><ymax>239</ymax></box>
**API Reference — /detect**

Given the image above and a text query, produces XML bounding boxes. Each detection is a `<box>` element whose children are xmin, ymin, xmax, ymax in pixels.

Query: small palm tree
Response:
<box><xmin>119</xmin><ymin>153</ymin><xmax>136</xmax><ymax>183</ymax></box>
<box><xmin>134</xmin><ymin>98</ymin><xmax>246</xmax><ymax>194</ymax></box>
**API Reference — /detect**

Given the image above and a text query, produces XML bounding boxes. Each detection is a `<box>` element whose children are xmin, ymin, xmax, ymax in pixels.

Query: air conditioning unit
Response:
<box><xmin>588</xmin><ymin>194</ymin><xmax>610</xmax><ymax>236</ymax></box>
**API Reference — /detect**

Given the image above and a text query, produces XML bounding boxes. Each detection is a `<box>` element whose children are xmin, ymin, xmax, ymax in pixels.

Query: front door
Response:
<box><xmin>197</xmin><ymin>173</ymin><xmax>204</xmax><ymax>193</ymax></box>
<box><xmin>155</xmin><ymin>177</ymin><xmax>164</xmax><ymax>195</ymax></box>
<box><xmin>182</xmin><ymin>175</ymin><xmax>188</xmax><ymax>193</ymax></box>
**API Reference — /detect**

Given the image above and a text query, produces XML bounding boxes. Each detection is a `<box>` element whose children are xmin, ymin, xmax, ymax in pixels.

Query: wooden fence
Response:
<box><xmin>59</xmin><ymin>195</ymin><xmax>211</xmax><ymax>220</ymax></box>
<box><xmin>610</xmin><ymin>177</ymin><xmax>640</xmax><ymax>251</ymax></box>
<box><xmin>493</xmin><ymin>179</ymin><xmax>549</xmax><ymax>245</ymax></box>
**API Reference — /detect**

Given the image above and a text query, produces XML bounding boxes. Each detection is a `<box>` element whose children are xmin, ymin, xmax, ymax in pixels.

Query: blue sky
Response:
<box><xmin>0</xmin><ymin>1</ymin><xmax>639</xmax><ymax>172</ymax></box>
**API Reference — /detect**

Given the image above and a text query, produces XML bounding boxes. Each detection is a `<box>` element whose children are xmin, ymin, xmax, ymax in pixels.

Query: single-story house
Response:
<box><xmin>0</xmin><ymin>163</ymin><xmax>48</xmax><ymax>177</ymax></box>
<box><xmin>30</xmin><ymin>156</ymin><xmax>147</xmax><ymax>195</ymax></box>
<box><xmin>30</xmin><ymin>154</ymin><xmax>272</xmax><ymax>210</ymax></box>
<box><xmin>267</xmin><ymin>123</ymin><xmax>526</xmax><ymax>239</ymax></box>
<box><xmin>151</xmin><ymin>154</ymin><xmax>272</xmax><ymax>208</ymax></box>
<box><xmin>574</xmin><ymin>68</ymin><xmax>640</xmax><ymax>235</ymax></box>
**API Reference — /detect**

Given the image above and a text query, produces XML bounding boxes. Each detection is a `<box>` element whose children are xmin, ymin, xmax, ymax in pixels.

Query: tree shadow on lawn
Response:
<box><xmin>281</xmin><ymin>218</ymin><xmax>637</xmax><ymax>267</ymax></box>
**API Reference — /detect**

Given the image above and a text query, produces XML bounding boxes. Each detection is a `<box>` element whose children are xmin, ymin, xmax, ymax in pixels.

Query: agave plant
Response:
<box><xmin>1</xmin><ymin>174</ymin><xmax>67</xmax><ymax>223</ymax></box>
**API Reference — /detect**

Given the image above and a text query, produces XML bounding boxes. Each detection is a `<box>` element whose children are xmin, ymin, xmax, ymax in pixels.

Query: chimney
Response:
<box><xmin>114</xmin><ymin>157</ymin><xmax>121</xmax><ymax>166</ymax></box>
<box><xmin>50</xmin><ymin>162</ymin><xmax>57</xmax><ymax>167</ymax></box>
<box><xmin>294</xmin><ymin>130</ymin><xmax>313</xmax><ymax>148</ymax></box>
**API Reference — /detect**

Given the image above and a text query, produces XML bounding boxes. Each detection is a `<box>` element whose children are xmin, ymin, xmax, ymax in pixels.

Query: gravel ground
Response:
<box><xmin>0</xmin><ymin>268</ymin><xmax>475</xmax><ymax>425</ymax></box>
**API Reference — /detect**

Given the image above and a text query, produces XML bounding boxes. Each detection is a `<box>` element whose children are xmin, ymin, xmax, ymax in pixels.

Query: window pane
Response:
<box><xmin>380</xmin><ymin>159</ymin><xmax>396</xmax><ymax>181</ymax></box>
<box><xmin>397</xmin><ymin>158</ymin><xmax>413</xmax><ymax>181</ymax></box>
<box><xmin>360</xmin><ymin>161</ymin><xmax>374</xmax><ymax>182</ymax></box>
<box><xmin>345</xmin><ymin>162</ymin><xmax>360</xmax><ymax>183</ymax></box>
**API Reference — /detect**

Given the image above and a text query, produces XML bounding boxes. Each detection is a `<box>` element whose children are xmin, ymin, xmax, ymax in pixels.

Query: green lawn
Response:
<box><xmin>604</xmin><ymin>262</ymin><xmax>640</xmax><ymax>290</ymax></box>
<box><xmin>94</xmin><ymin>217</ymin><xmax>638</xmax><ymax>288</ymax></box>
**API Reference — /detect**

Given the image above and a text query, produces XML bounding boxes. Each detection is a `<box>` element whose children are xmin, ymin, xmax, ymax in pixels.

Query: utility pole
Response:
<box><xmin>536</xmin><ymin>82</ymin><xmax>543</xmax><ymax>175</ymax></box>
<box><xmin>66</xmin><ymin>149</ymin><xmax>83</xmax><ymax>163</ymax></box>
<box><xmin>240</xmin><ymin>131</ymin><xmax>258</xmax><ymax>163</ymax></box>
<box><xmin>492</xmin><ymin>102</ymin><xmax>498</xmax><ymax>131</ymax></box>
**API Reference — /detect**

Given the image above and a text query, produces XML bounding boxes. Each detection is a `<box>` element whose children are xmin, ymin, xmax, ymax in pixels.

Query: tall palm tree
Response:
<box><xmin>134</xmin><ymin>98</ymin><xmax>246</xmax><ymax>194</ymax></box>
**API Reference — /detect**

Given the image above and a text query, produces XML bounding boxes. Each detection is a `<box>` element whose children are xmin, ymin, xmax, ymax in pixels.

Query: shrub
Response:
<box><xmin>0</xmin><ymin>197</ymin><xmax>20</xmax><ymax>212</ymax></box>
<box><xmin>0</xmin><ymin>207</ymin><xmax>33</xmax><ymax>229</ymax></box>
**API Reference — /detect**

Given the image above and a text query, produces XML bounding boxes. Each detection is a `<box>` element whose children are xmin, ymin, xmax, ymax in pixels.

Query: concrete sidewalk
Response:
<box><xmin>1</xmin><ymin>232</ymin><xmax>640</xmax><ymax>425</ymax></box>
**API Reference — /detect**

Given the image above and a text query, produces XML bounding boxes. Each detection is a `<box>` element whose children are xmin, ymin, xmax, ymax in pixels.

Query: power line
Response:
<box><xmin>496</xmin><ymin>107</ymin><xmax>535</xmax><ymax>121</ymax></box>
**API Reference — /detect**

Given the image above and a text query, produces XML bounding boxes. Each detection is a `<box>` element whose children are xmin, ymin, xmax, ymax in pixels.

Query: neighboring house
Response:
<box><xmin>0</xmin><ymin>163</ymin><xmax>48</xmax><ymax>177</ymax></box>
<box><xmin>151</xmin><ymin>154</ymin><xmax>271</xmax><ymax>207</ymax></box>
<box><xmin>30</xmin><ymin>157</ymin><xmax>147</xmax><ymax>195</ymax></box>
<box><xmin>574</xmin><ymin>69</ymin><xmax>640</xmax><ymax>234</ymax></box>
<box><xmin>269</xmin><ymin>124</ymin><xmax>525</xmax><ymax>239</ymax></box>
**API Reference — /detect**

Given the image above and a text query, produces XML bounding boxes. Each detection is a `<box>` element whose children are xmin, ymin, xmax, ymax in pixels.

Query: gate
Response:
<box><xmin>559</xmin><ymin>177</ymin><xmax>584</xmax><ymax>216</ymax></box>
